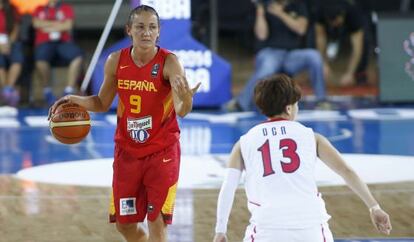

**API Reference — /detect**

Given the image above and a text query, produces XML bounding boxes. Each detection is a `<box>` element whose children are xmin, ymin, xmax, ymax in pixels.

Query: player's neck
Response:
<box><xmin>268</xmin><ymin>114</ymin><xmax>291</xmax><ymax>121</ymax></box>
<box><xmin>131</xmin><ymin>46</ymin><xmax>158</xmax><ymax>67</ymax></box>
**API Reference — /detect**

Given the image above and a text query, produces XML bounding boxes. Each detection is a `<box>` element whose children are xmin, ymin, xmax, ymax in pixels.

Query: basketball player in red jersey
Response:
<box><xmin>49</xmin><ymin>5</ymin><xmax>200</xmax><ymax>242</ymax></box>
<box><xmin>213</xmin><ymin>74</ymin><xmax>391</xmax><ymax>242</ymax></box>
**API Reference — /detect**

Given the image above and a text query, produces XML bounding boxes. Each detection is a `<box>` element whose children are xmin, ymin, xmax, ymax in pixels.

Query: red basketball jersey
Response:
<box><xmin>114</xmin><ymin>46</ymin><xmax>180</xmax><ymax>157</ymax></box>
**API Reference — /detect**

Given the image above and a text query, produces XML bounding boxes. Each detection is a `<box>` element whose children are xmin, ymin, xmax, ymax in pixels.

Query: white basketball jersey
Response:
<box><xmin>240</xmin><ymin>119</ymin><xmax>330</xmax><ymax>229</ymax></box>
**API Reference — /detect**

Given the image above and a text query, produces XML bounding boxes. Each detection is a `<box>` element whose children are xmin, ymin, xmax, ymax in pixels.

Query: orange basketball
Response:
<box><xmin>49</xmin><ymin>103</ymin><xmax>91</xmax><ymax>144</ymax></box>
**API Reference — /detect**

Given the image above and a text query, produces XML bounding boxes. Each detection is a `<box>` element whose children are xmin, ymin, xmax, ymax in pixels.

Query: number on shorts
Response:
<box><xmin>258</xmin><ymin>138</ymin><xmax>301</xmax><ymax>177</ymax></box>
<box><xmin>130</xmin><ymin>95</ymin><xmax>141</xmax><ymax>114</ymax></box>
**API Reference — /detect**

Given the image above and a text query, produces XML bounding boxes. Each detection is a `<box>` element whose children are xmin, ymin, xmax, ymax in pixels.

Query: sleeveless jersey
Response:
<box><xmin>240</xmin><ymin>118</ymin><xmax>330</xmax><ymax>229</ymax></box>
<box><xmin>114</xmin><ymin>46</ymin><xmax>179</xmax><ymax>158</ymax></box>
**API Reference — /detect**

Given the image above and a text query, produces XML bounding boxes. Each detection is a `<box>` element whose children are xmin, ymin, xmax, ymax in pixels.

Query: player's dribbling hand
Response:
<box><xmin>370</xmin><ymin>208</ymin><xmax>392</xmax><ymax>235</ymax></box>
<box><xmin>213</xmin><ymin>233</ymin><xmax>227</xmax><ymax>242</ymax></box>
<box><xmin>48</xmin><ymin>95</ymin><xmax>71</xmax><ymax>120</ymax></box>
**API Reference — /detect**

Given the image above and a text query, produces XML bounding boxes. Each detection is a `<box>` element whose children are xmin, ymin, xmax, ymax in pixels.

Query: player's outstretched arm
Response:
<box><xmin>213</xmin><ymin>141</ymin><xmax>244</xmax><ymax>242</ymax></box>
<box><xmin>315</xmin><ymin>133</ymin><xmax>392</xmax><ymax>235</ymax></box>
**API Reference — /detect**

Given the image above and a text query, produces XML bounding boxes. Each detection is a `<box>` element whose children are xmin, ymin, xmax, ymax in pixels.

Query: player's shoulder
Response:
<box><xmin>163</xmin><ymin>50</ymin><xmax>181</xmax><ymax>71</ymax></box>
<box><xmin>108</xmin><ymin>50</ymin><xmax>122</xmax><ymax>62</ymax></box>
<box><xmin>159</xmin><ymin>47</ymin><xmax>173</xmax><ymax>54</ymax></box>
<box><xmin>286</xmin><ymin>120</ymin><xmax>313</xmax><ymax>132</ymax></box>
<box><xmin>105</xmin><ymin>50</ymin><xmax>123</xmax><ymax>71</ymax></box>
<box><xmin>164</xmin><ymin>49</ymin><xmax>178</xmax><ymax>63</ymax></box>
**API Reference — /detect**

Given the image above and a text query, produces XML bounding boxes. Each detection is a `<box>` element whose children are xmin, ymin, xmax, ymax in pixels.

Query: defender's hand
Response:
<box><xmin>370</xmin><ymin>208</ymin><xmax>392</xmax><ymax>235</ymax></box>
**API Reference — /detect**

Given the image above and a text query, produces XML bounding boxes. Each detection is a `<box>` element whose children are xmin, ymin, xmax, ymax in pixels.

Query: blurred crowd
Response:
<box><xmin>0</xmin><ymin>0</ymin><xmax>83</xmax><ymax>107</ymax></box>
<box><xmin>219</xmin><ymin>0</ymin><xmax>377</xmax><ymax>111</ymax></box>
<box><xmin>0</xmin><ymin>0</ymin><xmax>376</xmax><ymax>110</ymax></box>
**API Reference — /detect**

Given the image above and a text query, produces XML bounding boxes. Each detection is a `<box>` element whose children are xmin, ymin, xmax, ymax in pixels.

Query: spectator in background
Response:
<box><xmin>224</xmin><ymin>0</ymin><xmax>328</xmax><ymax>112</ymax></box>
<box><xmin>32</xmin><ymin>0</ymin><xmax>83</xmax><ymax>106</ymax></box>
<box><xmin>315</xmin><ymin>0</ymin><xmax>371</xmax><ymax>86</ymax></box>
<box><xmin>0</xmin><ymin>0</ymin><xmax>24</xmax><ymax>106</ymax></box>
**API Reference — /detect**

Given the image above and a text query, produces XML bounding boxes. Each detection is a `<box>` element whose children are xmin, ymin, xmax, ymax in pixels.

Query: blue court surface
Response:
<box><xmin>0</xmin><ymin>98</ymin><xmax>413</xmax><ymax>241</ymax></box>
<box><xmin>3</xmin><ymin>105</ymin><xmax>414</xmax><ymax>186</ymax></box>
<box><xmin>3</xmin><ymin>103</ymin><xmax>414</xmax><ymax>178</ymax></box>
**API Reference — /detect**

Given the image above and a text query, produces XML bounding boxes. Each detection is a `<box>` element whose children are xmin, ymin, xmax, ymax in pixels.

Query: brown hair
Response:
<box><xmin>127</xmin><ymin>4</ymin><xmax>160</xmax><ymax>27</ymax></box>
<box><xmin>254</xmin><ymin>74</ymin><xmax>302</xmax><ymax>117</ymax></box>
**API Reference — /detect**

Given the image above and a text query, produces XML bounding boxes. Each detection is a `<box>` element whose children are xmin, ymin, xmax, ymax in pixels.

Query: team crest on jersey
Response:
<box><xmin>151</xmin><ymin>64</ymin><xmax>160</xmax><ymax>77</ymax></box>
<box><xmin>127</xmin><ymin>116</ymin><xmax>152</xmax><ymax>143</ymax></box>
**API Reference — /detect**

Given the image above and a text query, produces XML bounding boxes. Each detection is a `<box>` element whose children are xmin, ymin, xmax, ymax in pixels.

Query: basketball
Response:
<box><xmin>49</xmin><ymin>103</ymin><xmax>91</xmax><ymax>144</ymax></box>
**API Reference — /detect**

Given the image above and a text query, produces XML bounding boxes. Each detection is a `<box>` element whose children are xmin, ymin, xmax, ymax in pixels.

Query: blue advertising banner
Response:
<box><xmin>91</xmin><ymin>0</ymin><xmax>232</xmax><ymax>108</ymax></box>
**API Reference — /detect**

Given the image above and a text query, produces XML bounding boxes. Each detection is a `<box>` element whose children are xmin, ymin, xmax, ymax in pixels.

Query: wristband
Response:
<box><xmin>215</xmin><ymin>168</ymin><xmax>241</xmax><ymax>233</ymax></box>
<box><xmin>369</xmin><ymin>204</ymin><xmax>381</xmax><ymax>213</ymax></box>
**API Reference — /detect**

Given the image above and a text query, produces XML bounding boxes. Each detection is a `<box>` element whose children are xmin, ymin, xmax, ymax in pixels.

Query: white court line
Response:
<box><xmin>0</xmin><ymin>117</ymin><xmax>19</xmax><ymax>127</ymax></box>
<box><xmin>15</xmin><ymin>154</ymin><xmax>414</xmax><ymax>188</ymax></box>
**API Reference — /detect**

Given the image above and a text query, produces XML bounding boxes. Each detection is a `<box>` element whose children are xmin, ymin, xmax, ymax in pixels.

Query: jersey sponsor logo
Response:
<box><xmin>163</xmin><ymin>158</ymin><xmax>172</xmax><ymax>163</ymax></box>
<box><xmin>118</xmin><ymin>79</ymin><xmax>158</xmax><ymax>92</ymax></box>
<box><xmin>120</xmin><ymin>197</ymin><xmax>137</xmax><ymax>216</ymax></box>
<box><xmin>151</xmin><ymin>63</ymin><xmax>160</xmax><ymax>77</ymax></box>
<box><xmin>120</xmin><ymin>65</ymin><xmax>129</xmax><ymax>69</ymax></box>
<box><xmin>127</xmin><ymin>116</ymin><xmax>152</xmax><ymax>143</ymax></box>
<box><xmin>56</xmin><ymin>111</ymin><xmax>88</xmax><ymax>120</ymax></box>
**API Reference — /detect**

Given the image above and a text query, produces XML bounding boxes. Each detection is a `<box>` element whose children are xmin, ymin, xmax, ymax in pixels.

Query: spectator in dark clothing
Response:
<box><xmin>32</xmin><ymin>0</ymin><xmax>83</xmax><ymax>106</ymax></box>
<box><xmin>224</xmin><ymin>0</ymin><xmax>329</xmax><ymax>112</ymax></box>
<box><xmin>315</xmin><ymin>0</ymin><xmax>372</xmax><ymax>86</ymax></box>
<box><xmin>0</xmin><ymin>0</ymin><xmax>24</xmax><ymax>106</ymax></box>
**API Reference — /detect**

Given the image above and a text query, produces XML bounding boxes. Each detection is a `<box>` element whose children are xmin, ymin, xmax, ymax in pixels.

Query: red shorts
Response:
<box><xmin>109</xmin><ymin>141</ymin><xmax>180</xmax><ymax>224</ymax></box>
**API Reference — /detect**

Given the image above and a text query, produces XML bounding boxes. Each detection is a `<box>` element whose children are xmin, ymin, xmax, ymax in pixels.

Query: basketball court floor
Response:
<box><xmin>0</xmin><ymin>97</ymin><xmax>413</xmax><ymax>242</ymax></box>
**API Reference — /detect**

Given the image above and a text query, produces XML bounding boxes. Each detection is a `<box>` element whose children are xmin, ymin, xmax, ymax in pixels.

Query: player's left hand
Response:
<box><xmin>370</xmin><ymin>208</ymin><xmax>392</xmax><ymax>235</ymax></box>
<box><xmin>170</xmin><ymin>74</ymin><xmax>201</xmax><ymax>100</ymax></box>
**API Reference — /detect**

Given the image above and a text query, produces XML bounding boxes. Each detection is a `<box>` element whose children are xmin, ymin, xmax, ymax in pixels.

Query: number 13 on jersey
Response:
<box><xmin>258</xmin><ymin>138</ymin><xmax>301</xmax><ymax>177</ymax></box>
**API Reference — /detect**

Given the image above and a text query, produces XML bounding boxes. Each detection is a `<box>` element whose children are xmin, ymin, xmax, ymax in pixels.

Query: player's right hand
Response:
<box><xmin>48</xmin><ymin>95</ymin><xmax>71</xmax><ymax>120</ymax></box>
<box><xmin>370</xmin><ymin>208</ymin><xmax>392</xmax><ymax>235</ymax></box>
<box><xmin>213</xmin><ymin>233</ymin><xmax>227</xmax><ymax>242</ymax></box>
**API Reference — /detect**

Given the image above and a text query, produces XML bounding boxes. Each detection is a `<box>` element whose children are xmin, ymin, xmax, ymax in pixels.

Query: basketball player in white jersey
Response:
<box><xmin>213</xmin><ymin>74</ymin><xmax>392</xmax><ymax>242</ymax></box>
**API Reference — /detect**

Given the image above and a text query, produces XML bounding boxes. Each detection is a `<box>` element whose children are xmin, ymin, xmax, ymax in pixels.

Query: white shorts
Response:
<box><xmin>243</xmin><ymin>222</ymin><xmax>334</xmax><ymax>242</ymax></box>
